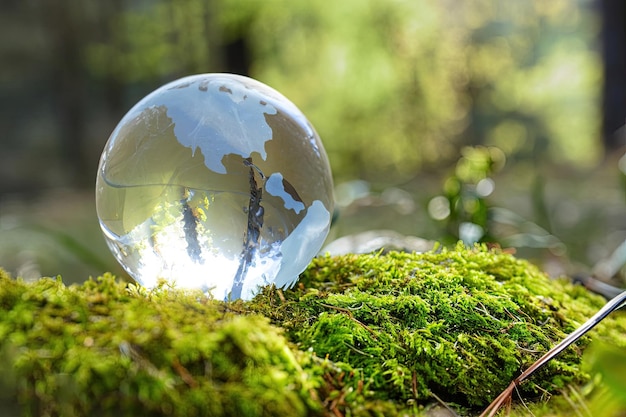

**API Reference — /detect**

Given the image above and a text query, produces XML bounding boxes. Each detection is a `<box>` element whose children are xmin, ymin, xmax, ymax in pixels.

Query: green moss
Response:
<box><xmin>0</xmin><ymin>271</ymin><xmax>318</xmax><ymax>417</ymax></box>
<box><xmin>248</xmin><ymin>244</ymin><xmax>626</xmax><ymax>412</ymax></box>
<box><xmin>1</xmin><ymin>244</ymin><xmax>625</xmax><ymax>416</ymax></box>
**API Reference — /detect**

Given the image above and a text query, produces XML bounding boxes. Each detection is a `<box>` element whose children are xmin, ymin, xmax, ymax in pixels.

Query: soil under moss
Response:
<box><xmin>1</xmin><ymin>244</ymin><xmax>625</xmax><ymax>416</ymax></box>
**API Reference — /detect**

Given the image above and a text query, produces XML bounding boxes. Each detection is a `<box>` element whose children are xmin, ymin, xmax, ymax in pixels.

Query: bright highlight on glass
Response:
<box><xmin>96</xmin><ymin>74</ymin><xmax>334</xmax><ymax>300</ymax></box>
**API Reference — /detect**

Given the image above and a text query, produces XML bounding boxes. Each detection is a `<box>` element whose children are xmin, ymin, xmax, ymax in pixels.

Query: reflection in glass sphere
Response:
<box><xmin>96</xmin><ymin>74</ymin><xmax>334</xmax><ymax>300</ymax></box>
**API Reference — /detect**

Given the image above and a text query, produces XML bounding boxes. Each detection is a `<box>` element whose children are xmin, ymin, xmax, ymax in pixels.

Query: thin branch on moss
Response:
<box><xmin>480</xmin><ymin>289</ymin><xmax>626</xmax><ymax>417</ymax></box>
<box><xmin>319</xmin><ymin>302</ymin><xmax>378</xmax><ymax>338</ymax></box>
<box><xmin>429</xmin><ymin>390</ymin><xmax>460</xmax><ymax>417</ymax></box>
<box><xmin>172</xmin><ymin>357</ymin><xmax>198</xmax><ymax>388</ymax></box>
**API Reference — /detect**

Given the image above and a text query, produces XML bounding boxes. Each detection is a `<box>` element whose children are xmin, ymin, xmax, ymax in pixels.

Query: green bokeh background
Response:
<box><xmin>0</xmin><ymin>0</ymin><xmax>624</xmax><ymax>284</ymax></box>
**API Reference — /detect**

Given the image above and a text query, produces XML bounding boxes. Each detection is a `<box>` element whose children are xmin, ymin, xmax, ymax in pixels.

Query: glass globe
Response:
<box><xmin>96</xmin><ymin>74</ymin><xmax>334</xmax><ymax>300</ymax></box>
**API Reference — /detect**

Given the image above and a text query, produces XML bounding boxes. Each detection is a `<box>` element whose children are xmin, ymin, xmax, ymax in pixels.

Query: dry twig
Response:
<box><xmin>480</xmin><ymin>290</ymin><xmax>626</xmax><ymax>417</ymax></box>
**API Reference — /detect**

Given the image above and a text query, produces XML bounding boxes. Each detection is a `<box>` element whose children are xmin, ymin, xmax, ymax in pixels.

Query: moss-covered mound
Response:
<box><xmin>1</xmin><ymin>244</ymin><xmax>625</xmax><ymax>416</ymax></box>
<box><xmin>250</xmin><ymin>245</ymin><xmax>626</xmax><ymax>413</ymax></box>
<box><xmin>0</xmin><ymin>271</ymin><xmax>320</xmax><ymax>417</ymax></box>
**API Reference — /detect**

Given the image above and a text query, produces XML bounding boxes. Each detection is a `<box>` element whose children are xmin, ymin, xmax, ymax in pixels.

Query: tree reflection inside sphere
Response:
<box><xmin>95</xmin><ymin>74</ymin><xmax>334</xmax><ymax>300</ymax></box>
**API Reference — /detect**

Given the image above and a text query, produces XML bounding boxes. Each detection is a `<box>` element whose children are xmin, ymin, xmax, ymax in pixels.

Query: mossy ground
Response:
<box><xmin>1</xmin><ymin>244</ymin><xmax>625</xmax><ymax>416</ymax></box>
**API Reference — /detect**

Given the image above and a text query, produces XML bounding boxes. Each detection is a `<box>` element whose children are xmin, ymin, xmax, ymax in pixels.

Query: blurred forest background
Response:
<box><xmin>0</xmin><ymin>0</ymin><xmax>625</xmax><ymax>284</ymax></box>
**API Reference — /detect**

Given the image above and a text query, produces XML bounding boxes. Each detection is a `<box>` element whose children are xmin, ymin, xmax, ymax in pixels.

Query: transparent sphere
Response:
<box><xmin>96</xmin><ymin>74</ymin><xmax>334</xmax><ymax>300</ymax></box>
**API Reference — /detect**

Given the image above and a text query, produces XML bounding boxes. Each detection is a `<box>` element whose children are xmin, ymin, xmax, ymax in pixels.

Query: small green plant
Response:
<box><xmin>429</xmin><ymin>146</ymin><xmax>506</xmax><ymax>244</ymax></box>
<box><xmin>429</xmin><ymin>146</ymin><xmax>567</xmax><ymax>257</ymax></box>
<box><xmin>584</xmin><ymin>341</ymin><xmax>626</xmax><ymax>415</ymax></box>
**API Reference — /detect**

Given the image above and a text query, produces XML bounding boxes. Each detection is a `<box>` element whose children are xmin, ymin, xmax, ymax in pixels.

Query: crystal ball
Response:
<box><xmin>96</xmin><ymin>74</ymin><xmax>334</xmax><ymax>300</ymax></box>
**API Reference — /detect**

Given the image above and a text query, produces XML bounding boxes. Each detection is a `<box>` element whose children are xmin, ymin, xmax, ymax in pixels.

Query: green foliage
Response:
<box><xmin>431</xmin><ymin>146</ymin><xmax>506</xmax><ymax>244</ymax></box>
<box><xmin>1</xmin><ymin>245</ymin><xmax>625</xmax><ymax>416</ymax></box>
<box><xmin>583</xmin><ymin>342</ymin><xmax>626</xmax><ymax>416</ymax></box>
<box><xmin>225</xmin><ymin>0</ymin><xmax>600</xmax><ymax>180</ymax></box>
<box><xmin>428</xmin><ymin>145</ymin><xmax>572</xmax><ymax>260</ymax></box>
<box><xmin>85</xmin><ymin>0</ymin><xmax>215</xmax><ymax>82</ymax></box>
<box><xmin>80</xmin><ymin>0</ymin><xmax>600</xmax><ymax>183</ymax></box>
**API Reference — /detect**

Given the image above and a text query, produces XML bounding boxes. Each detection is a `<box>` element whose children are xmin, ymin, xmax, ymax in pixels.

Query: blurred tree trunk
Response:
<box><xmin>36</xmin><ymin>1</ymin><xmax>128</xmax><ymax>188</ymax></box>
<box><xmin>600</xmin><ymin>0</ymin><xmax>626</xmax><ymax>151</ymax></box>
<box><xmin>100</xmin><ymin>0</ymin><xmax>126</xmax><ymax>121</ymax></box>
<box><xmin>38</xmin><ymin>1</ymin><xmax>90</xmax><ymax>187</ymax></box>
